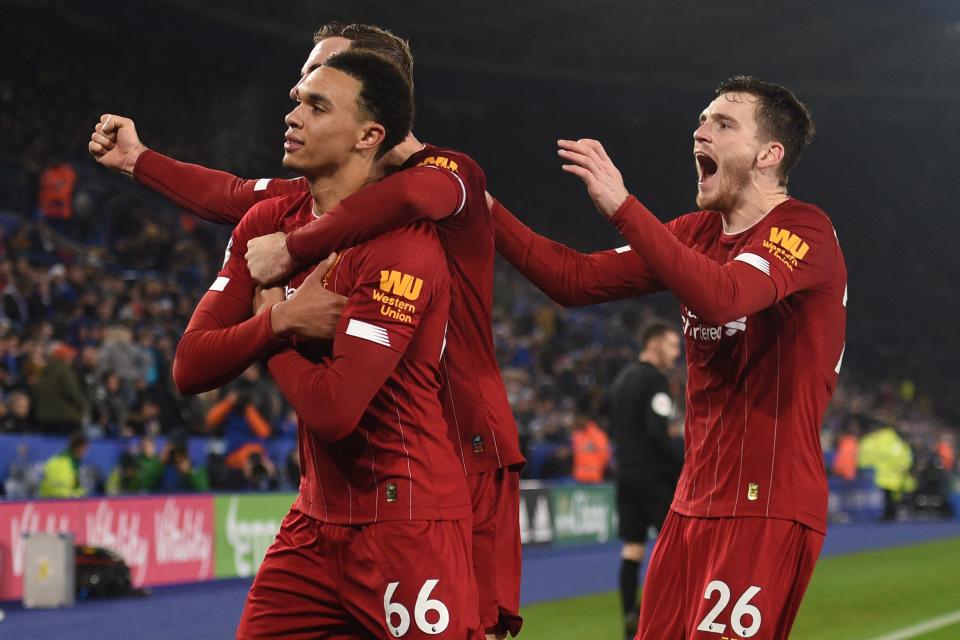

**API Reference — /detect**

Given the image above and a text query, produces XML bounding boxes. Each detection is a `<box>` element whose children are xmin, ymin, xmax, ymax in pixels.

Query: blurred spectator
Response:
<box><xmin>571</xmin><ymin>416</ymin><xmax>611</xmax><ymax>484</ymax></box>
<box><xmin>205</xmin><ymin>367</ymin><xmax>274</xmax><ymax>473</ymax></box>
<box><xmin>0</xmin><ymin>389</ymin><xmax>32</xmax><ymax>432</ymax></box>
<box><xmin>831</xmin><ymin>421</ymin><xmax>860</xmax><ymax>481</ymax></box>
<box><xmin>3</xmin><ymin>442</ymin><xmax>37</xmax><ymax>498</ymax></box>
<box><xmin>105</xmin><ymin>436</ymin><xmax>163</xmax><ymax>494</ymax></box>
<box><xmin>97</xmin><ymin>325</ymin><xmax>151</xmax><ymax>390</ymax></box>
<box><xmin>36</xmin><ymin>161</ymin><xmax>76</xmax><ymax>232</ymax></box>
<box><xmin>39</xmin><ymin>431</ymin><xmax>89</xmax><ymax>497</ymax></box>
<box><xmin>859</xmin><ymin>422</ymin><xmax>916</xmax><ymax>520</ymax></box>
<box><xmin>32</xmin><ymin>341</ymin><xmax>86</xmax><ymax>434</ymax></box>
<box><xmin>155</xmin><ymin>441</ymin><xmax>208</xmax><ymax>493</ymax></box>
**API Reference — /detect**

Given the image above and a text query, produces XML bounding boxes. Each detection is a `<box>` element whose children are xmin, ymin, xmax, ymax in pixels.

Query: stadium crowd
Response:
<box><xmin>0</xmin><ymin>158</ymin><xmax>955</xmax><ymax>512</ymax></box>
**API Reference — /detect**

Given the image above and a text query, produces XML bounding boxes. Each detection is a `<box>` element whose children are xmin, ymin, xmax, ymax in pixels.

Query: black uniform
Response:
<box><xmin>610</xmin><ymin>361</ymin><xmax>682</xmax><ymax>542</ymax></box>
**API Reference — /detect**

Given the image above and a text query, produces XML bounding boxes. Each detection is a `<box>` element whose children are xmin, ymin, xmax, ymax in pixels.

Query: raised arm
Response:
<box><xmin>135</xmin><ymin>150</ymin><xmax>304</xmax><ymax>225</ymax></box>
<box><xmin>89</xmin><ymin>114</ymin><xmax>304</xmax><ymax>225</ymax></box>
<box><xmin>491</xmin><ymin>196</ymin><xmax>663</xmax><ymax>306</ymax></box>
<box><xmin>558</xmin><ymin>138</ymin><xmax>779</xmax><ymax>326</ymax></box>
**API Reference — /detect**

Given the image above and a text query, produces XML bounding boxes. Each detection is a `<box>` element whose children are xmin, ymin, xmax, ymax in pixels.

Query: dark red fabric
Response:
<box><xmin>133</xmin><ymin>149</ymin><xmax>304</xmax><ymax>225</ymax></box>
<box><xmin>237</xmin><ymin>509</ymin><xmax>478</xmax><ymax>639</ymax></box>
<box><xmin>637</xmin><ymin>512</ymin><xmax>824</xmax><ymax>639</ymax></box>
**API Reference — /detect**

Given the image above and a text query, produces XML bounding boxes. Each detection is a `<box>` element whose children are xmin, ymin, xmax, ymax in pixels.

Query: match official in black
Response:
<box><xmin>610</xmin><ymin>320</ymin><xmax>682</xmax><ymax>640</ymax></box>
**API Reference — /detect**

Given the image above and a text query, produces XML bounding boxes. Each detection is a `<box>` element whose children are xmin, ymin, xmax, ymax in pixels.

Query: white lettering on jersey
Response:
<box><xmin>253</xmin><ymin>178</ymin><xmax>271</xmax><ymax>192</ymax></box>
<box><xmin>209</xmin><ymin>276</ymin><xmax>229</xmax><ymax>292</ymax></box>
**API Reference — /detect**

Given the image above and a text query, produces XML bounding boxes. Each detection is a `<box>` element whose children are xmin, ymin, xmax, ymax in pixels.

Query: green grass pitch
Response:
<box><xmin>518</xmin><ymin>536</ymin><xmax>960</xmax><ymax>639</ymax></box>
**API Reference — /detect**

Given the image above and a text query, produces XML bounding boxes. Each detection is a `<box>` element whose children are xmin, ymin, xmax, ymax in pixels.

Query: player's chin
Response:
<box><xmin>281</xmin><ymin>154</ymin><xmax>301</xmax><ymax>171</ymax></box>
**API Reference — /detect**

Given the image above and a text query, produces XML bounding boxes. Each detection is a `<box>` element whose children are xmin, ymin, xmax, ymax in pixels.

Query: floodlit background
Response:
<box><xmin>0</xmin><ymin>1</ymin><xmax>958</xmax><ymax>638</ymax></box>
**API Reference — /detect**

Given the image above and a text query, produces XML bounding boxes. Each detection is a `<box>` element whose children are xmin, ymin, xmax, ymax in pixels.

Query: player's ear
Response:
<box><xmin>356</xmin><ymin>123</ymin><xmax>386</xmax><ymax>155</ymax></box>
<box><xmin>757</xmin><ymin>141</ymin><xmax>785</xmax><ymax>173</ymax></box>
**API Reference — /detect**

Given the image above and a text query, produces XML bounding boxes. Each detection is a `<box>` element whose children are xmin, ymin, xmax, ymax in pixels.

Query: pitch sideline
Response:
<box><xmin>867</xmin><ymin>609</ymin><xmax>960</xmax><ymax>640</ymax></box>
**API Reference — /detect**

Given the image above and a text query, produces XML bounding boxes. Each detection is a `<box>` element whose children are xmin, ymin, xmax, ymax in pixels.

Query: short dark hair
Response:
<box><xmin>322</xmin><ymin>50</ymin><xmax>414</xmax><ymax>158</ymax></box>
<box><xmin>641</xmin><ymin>320</ymin><xmax>678</xmax><ymax>348</ymax></box>
<box><xmin>314</xmin><ymin>23</ymin><xmax>414</xmax><ymax>84</ymax></box>
<box><xmin>716</xmin><ymin>75</ymin><xmax>815</xmax><ymax>185</ymax></box>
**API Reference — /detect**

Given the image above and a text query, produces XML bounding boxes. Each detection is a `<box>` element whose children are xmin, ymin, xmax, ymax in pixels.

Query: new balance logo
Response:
<box><xmin>379</xmin><ymin>270</ymin><xmax>423</xmax><ymax>301</ymax></box>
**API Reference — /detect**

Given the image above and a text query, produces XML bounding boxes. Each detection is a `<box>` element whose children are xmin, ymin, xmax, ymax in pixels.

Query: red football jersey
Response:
<box><xmin>663</xmin><ymin>199</ymin><xmax>846</xmax><ymax>534</ymax></box>
<box><xmin>494</xmin><ymin>196</ymin><xmax>846</xmax><ymax>533</ymax></box>
<box><xmin>136</xmin><ymin>146</ymin><xmax>524</xmax><ymax>475</ymax></box>
<box><xmin>216</xmin><ymin>191</ymin><xmax>472</xmax><ymax>524</ymax></box>
<box><xmin>403</xmin><ymin>146</ymin><xmax>525</xmax><ymax>474</ymax></box>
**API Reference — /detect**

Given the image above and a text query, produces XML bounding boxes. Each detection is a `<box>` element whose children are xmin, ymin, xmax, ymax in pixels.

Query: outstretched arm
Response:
<box><xmin>89</xmin><ymin>114</ymin><xmax>304</xmax><ymax>225</ymax></box>
<box><xmin>248</xmin><ymin>163</ymin><xmax>464</xmax><ymax>284</ymax></box>
<box><xmin>491</xmin><ymin>195</ymin><xmax>663</xmax><ymax>306</ymax></box>
<box><xmin>558</xmin><ymin>138</ymin><xmax>776</xmax><ymax>326</ymax></box>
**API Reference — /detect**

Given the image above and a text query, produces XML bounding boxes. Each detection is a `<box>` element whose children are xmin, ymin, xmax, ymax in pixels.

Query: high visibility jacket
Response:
<box><xmin>572</xmin><ymin>421</ymin><xmax>611</xmax><ymax>484</ymax></box>
<box><xmin>39</xmin><ymin>451</ymin><xmax>85</xmax><ymax>498</ymax></box>
<box><xmin>859</xmin><ymin>427</ymin><xmax>915</xmax><ymax>494</ymax></box>
<box><xmin>832</xmin><ymin>434</ymin><xmax>859</xmax><ymax>481</ymax></box>
<box><xmin>38</xmin><ymin>163</ymin><xmax>76</xmax><ymax>220</ymax></box>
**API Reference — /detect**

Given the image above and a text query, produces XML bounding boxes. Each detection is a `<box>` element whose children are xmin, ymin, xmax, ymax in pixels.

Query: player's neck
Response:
<box><xmin>307</xmin><ymin>158</ymin><xmax>378</xmax><ymax>216</ymax></box>
<box><xmin>639</xmin><ymin>353</ymin><xmax>663</xmax><ymax>372</ymax></box>
<box><xmin>720</xmin><ymin>183</ymin><xmax>790</xmax><ymax>234</ymax></box>
<box><xmin>378</xmin><ymin>133</ymin><xmax>425</xmax><ymax>171</ymax></box>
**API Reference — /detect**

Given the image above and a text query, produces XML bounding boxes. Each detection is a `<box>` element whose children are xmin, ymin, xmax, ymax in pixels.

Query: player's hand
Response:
<box><xmin>88</xmin><ymin>114</ymin><xmax>148</xmax><ymax>176</ymax></box>
<box><xmin>557</xmin><ymin>138</ymin><xmax>629</xmax><ymax>218</ymax></box>
<box><xmin>271</xmin><ymin>253</ymin><xmax>347</xmax><ymax>340</ymax></box>
<box><xmin>253</xmin><ymin>286</ymin><xmax>285</xmax><ymax>316</ymax></box>
<box><xmin>246</xmin><ymin>232</ymin><xmax>297</xmax><ymax>285</ymax></box>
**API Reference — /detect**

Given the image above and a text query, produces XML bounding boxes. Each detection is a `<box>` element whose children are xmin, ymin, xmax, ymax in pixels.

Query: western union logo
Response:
<box><xmin>380</xmin><ymin>270</ymin><xmax>423</xmax><ymax>301</ymax></box>
<box><xmin>417</xmin><ymin>156</ymin><xmax>459</xmax><ymax>172</ymax></box>
<box><xmin>768</xmin><ymin>227</ymin><xmax>809</xmax><ymax>260</ymax></box>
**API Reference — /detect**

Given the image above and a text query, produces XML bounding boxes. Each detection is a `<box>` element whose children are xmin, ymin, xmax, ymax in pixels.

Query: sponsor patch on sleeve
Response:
<box><xmin>761</xmin><ymin>227</ymin><xmax>809</xmax><ymax>271</ymax></box>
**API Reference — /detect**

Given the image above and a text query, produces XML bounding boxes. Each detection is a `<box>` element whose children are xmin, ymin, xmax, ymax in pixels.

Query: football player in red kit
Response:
<box><xmin>171</xmin><ymin>50</ymin><xmax>478</xmax><ymax>639</ymax></box>
<box><xmin>90</xmin><ymin>25</ymin><xmax>523</xmax><ymax>638</ymax></box>
<box><xmin>493</xmin><ymin>77</ymin><xmax>846</xmax><ymax>639</ymax></box>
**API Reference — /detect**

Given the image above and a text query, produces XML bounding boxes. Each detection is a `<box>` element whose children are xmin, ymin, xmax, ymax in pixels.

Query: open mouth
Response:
<box><xmin>695</xmin><ymin>152</ymin><xmax>718</xmax><ymax>185</ymax></box>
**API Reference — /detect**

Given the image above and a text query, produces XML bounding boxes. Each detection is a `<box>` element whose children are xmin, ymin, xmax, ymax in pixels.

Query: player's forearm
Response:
<box><xmin>173</xmin><ymin>306</ymin><xmax>280</xmax><ymax>395</ymax></box>
<box><xmin>492</xmin><ymin>198</ymin><xmax>658</xmax><ymax>306</ymax></box>
<box><xmin>267</xmin><ymin>340</ymin><xmax>399</xmax><ymax>442</ymax></box>
<box><xmin>610</xmin><ymin>197</ymin><xmax>776</xmax><ymax>326</ymax></box>
<box><xmin>285</xmin><ymin>166</ymin><xmax>461</xmax><ymax>264</ymax></box>
<box><xmin>133</xmin><ymin>150</ymin><xmax>271</xmax><ymax>225</ymax></box>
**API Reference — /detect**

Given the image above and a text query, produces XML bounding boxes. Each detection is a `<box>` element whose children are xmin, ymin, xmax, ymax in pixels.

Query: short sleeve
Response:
<box><xmin>335</xmin><ymin>226</ymin><xmax>449</xmax><ymax>355</ymax></box>
<box><xmin>733</xmin><ymin>207</ymin><xmax>839</xmax><ymax>301</ymax></box>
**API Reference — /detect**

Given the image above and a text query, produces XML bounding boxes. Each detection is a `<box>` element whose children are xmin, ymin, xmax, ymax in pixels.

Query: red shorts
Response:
<box><xmin>637</xmin><ymin>511</ymin><xmax>823</xmax><ymax>640</ymax></box>
<box><xmin>467</xmin><ymin>468</ymin><xmax>522</xmax><ymax>637</ymax></box>
<box><xmin>237</xmin><ymin>509</ymin><xmax>479</xmax><ymax>639</ymax></box>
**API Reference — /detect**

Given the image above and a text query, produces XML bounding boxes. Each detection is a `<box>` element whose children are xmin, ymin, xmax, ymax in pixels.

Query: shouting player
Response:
<box><xmin>176</xmin><ymin>50</ymin><xmax>477</xmax><ymax>638</ymax></box>
<box><xmin>493</xmin><ymin>77</ymin><xmax>846</xmax><ymax>638</ymax></box>
<box><xmin>90</xmin><ymin>24</ymin><xmax>524</xmax><ymax>639</ymax></box>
